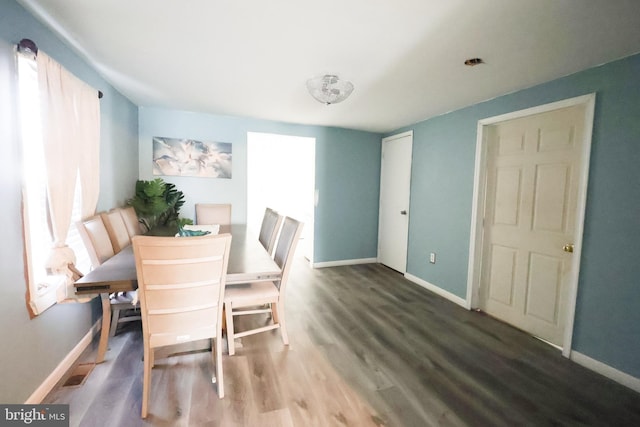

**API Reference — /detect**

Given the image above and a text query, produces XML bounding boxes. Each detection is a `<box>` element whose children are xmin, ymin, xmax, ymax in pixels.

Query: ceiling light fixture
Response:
<box><xmin>306</xmin><ymin>74</ymin><xmax>354</xmax><ymax>105</ymax></box>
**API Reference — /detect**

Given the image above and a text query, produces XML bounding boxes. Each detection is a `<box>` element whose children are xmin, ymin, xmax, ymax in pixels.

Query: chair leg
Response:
<box><xmin>225</xmin><ymin>303</ymin><xmax>235</xmax><ymax>355</ymax></box>
<box><xmin>141</xmin><ymin>346</ymin><xmax>151</xmax><ymax>418</ymax></box>
<box><xmin>109</xmin><ymin>308</ymin><xmax>120</xmax><ymax>337</ymax></box>
<box><xmin>96</xmin><ymin>294</ymin><xmax>111</xmax><ymax>364</ymax></box>
<box><xmin>215</xmin><ymin>337</ymin><xmax>224</xmax><ymax>398</ymax></box>
<box><xmin>276</xmin><ymin>302</ymin><xmax>289</xmax><ymax>346</ymax></box>
<box><xmin>270</xmin><ymin>302</ymin><xmax>279</xmax><ymax>323</ymax></box>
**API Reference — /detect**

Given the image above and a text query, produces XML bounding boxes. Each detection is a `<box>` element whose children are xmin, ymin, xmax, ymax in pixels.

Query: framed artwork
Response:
<box><xmin>152</xmin><ymin>136</ymin><xmax>232</xmax><ymax>178</ymax></box>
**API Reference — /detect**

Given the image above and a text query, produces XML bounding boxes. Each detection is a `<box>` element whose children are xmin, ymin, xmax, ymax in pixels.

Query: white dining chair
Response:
<box><xmin>195</xmin><ymin>203</ymin><xmax>232</xmax><ymax>226</ymax></box>
<box><xmin>77</xmin><ymin>214</ymin><xmax>115</xmax><ymax>268</ymax></box>
<box><xmin>133</xmin><ymin>233</ymin><xmax>232</xmax><ymax>418</ymax></box>
<box><xmin>101</xmin><ymin>209</ymin><xmax>131</xmax><ymax>253</ymax></box>
<box><xmin>78</xmin><ymin>214</ymin><xmax>139</xmax><ymax>337</ymax></box>
<box><xmin>120</xmin><ymin>205</ymin><xmax>143</xmax><ymax>237</ymax></box>
<box><xmin>224</xmin><ymin>216</ymin><xmax>303</xmax><ymax>355</ymax></box>
<box><xmin>258</xmin><ymin>207</ymin><xmax>283</xmax><ymax>255</ymax></box>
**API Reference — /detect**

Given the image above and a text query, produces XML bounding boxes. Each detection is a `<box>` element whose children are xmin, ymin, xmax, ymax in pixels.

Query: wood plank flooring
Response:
<box><xmin>44</xmin><ymin>257</ymin><xmax>640</xmax><ymax>426</ymax></box>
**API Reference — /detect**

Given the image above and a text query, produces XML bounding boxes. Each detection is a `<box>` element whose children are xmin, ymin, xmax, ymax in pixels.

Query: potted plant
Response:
<box><xmin>127</xmin><ymin>178</ymin><xmax>192</xmax><ymax>232</ymax></box>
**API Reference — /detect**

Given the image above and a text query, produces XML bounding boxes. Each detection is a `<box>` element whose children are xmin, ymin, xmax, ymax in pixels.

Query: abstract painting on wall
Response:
<box><xmin>152</xmin><ymin>136</ymin><xmax>232</xmax><ymax>178</ymax></box>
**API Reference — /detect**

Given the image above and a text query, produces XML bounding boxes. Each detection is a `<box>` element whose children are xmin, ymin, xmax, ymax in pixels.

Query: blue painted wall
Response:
<box><xmin>390</xmin><ymin>54</ymin><xmax>640</xmax><ymax>378</ymax></box>
<box><xmin>139</xmin><ymin>107</ymin><xmax>381</xmax><ymax>264</ymax></box>
<box><xmin>0</xmin><ymin>0</ymin><xmax>139</xmax><ymax>403</ymax></box>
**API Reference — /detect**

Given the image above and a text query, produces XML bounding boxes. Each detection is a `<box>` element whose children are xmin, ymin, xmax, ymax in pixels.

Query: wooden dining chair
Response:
<box><xmin>132</xmin><ymin>233</ymin><xmax>232</xmax><ymax>418</ymax></box>
<box><xmin>120</xmin><ymin>206</ymin><xmax>143</xmax><ymax>238</ymax></box>
<box><xmin>224</xmin><ymin>216</ymin><xmax>303</xmax><ymax>355</ymax></box>
<box><xmin>78</xmin><ymin>213</ymin><xmax>139</xmax><ymax>337</ymax></box>
<box><xmin>101</xmin><ymin>209</ymin><xmax>131</xmax><ymax>253</ymax></box>
<box><xmin>258</xmin><ymin>207</ymin><xmax>283</xmax><ymax>255</ymax></box>
<box><xmin>195</xmin><ymin>203</ymin><xmax>232</xmax><ymax>226</ymax></box>
<box><xmin>77</xmin><ymin>214</ymin><xmax>115</xmax><ymax>268</ymax></box>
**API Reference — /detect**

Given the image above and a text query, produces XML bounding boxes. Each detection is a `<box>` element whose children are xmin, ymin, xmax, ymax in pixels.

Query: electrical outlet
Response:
<box><xmin>429</xmin><ymin>252</ymin><xmax>436</xmax><ymax>264</ymax></box>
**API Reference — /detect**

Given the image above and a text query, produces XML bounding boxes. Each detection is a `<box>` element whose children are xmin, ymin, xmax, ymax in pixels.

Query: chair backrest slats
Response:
<box><xmin>133</xmin><ymin>234</ymin><xmax>232</xmax><ymax>350</ymax></box>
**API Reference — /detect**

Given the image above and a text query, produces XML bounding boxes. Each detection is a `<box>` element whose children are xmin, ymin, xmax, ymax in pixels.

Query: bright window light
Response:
<box><xmin>17</xmin><ymin>54</ymin><xmax>91</xmax><ymax>298</ymax></box>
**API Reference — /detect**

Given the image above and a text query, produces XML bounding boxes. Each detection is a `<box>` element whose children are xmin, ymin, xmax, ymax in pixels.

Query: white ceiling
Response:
<box><xmin>17</xmin><ymin>0</ymin><xmax>640</xmax><ymax>133</ymax></box>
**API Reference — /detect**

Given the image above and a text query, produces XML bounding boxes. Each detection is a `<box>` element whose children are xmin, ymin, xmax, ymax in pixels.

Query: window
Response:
<box><xmin>17</xmin><ymin>50</ymin><xmax>96</xmax><ymax>316</ymax></box>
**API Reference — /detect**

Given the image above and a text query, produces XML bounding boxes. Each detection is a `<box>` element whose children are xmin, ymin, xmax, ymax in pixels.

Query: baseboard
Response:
<box><xmin>405</xmin><ymin>273</ymin><xmax>469</xmax><ymax>309</ymax></box>
<box><xmin>403</xmin><ymin>276</ymin><xmax>640</xmax><ymax>394</ymax></box>
<box><xmin>313</xmin><ymin>257</ymin><xmax>377</xmax><ymax>268</ymax></box>
<box><xmin>25</xmin><ymin>320</ymin><xmax>101</xmax><ymax>404</ymax></box>
<box><xmin>404</xmin><ymin>277</ymin><xmax>640</xmax><ymax>395</ymax></box>
<box><xmin>570</xmin><ymin>351</ymin><xmax>640</xmax><ymax>393</ymax></box>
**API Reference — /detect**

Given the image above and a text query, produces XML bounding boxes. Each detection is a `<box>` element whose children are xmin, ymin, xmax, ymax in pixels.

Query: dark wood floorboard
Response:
<box><xmin>44</xmin><ymin>256</ymin><xmax>640</xmax><ymax>426</ymax></box>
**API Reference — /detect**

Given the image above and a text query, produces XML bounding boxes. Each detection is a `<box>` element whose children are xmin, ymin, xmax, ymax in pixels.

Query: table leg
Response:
<box><xmin>96</xmin><ymin>293</ymin><xmax>111</xmax><ymax>363</ymax></box>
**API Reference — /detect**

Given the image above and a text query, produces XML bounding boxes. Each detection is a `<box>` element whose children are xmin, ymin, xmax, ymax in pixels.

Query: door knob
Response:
<box><xmin>400</xmin><ymin>210</ymin><xmax>407</xmax><ymax>215</ymax></box>
<box><xmin>563</xmin><ymin>244</ymin><xmax>574</xmax><ymax>253</ymax></box>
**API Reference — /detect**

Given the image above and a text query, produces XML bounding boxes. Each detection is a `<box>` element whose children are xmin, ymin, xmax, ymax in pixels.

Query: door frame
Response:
<box><xmin>378</xmin><ymin>130</ymin><xmax>413</xmax><ymax>273</ymax></box>
<box><xmin>466</xmin><ymin>94</ymin><xmax>596</xmax><ymax>357</ymax></box>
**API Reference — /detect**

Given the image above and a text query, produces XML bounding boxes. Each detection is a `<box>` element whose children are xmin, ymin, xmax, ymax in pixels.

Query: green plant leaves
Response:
<box><xmin>127</xmin><ymin>178</ymin><xmax>189</xmax><ymax>231</ymax></box>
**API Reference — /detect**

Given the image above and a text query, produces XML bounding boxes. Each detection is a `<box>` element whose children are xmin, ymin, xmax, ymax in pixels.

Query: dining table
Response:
<box><xmin>74</xmin><ymin>224</ymin><xmax>281</xmax><ymax>363</ymax></box>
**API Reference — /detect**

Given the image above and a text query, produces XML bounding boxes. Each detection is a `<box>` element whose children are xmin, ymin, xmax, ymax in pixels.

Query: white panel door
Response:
<box><xmin>480</xmin><ymin>105</ymin><xmax>585</xmax><ymax>346</ymax></box>
<box><xmin>378</xmin><ymin>131</ymin><xmax>412</xmax><ymax>273</ymax></box>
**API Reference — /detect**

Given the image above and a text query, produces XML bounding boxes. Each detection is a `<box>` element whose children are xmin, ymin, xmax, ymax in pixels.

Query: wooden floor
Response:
<box><xmin>45</xmin><ymin>257</ymin><xmax>640</xmax><ymax>426</ymax></box>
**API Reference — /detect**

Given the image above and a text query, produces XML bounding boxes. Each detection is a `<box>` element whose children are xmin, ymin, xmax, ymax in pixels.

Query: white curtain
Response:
<box><xmin>36</xmin><ymin>52</ymin><xmax>100</xmax><ymax>301</ymax></box>
<box><xmin>77</xmin><ymin>80</ymin><xmax>101</xmax><ymax>218</ymax></box>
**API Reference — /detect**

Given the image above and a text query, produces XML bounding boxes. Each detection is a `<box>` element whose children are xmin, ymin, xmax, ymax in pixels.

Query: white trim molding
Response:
<box><xmin>405</xmin><ymin>273</ymin><xmax>468</xmax><ymax>309</ymax></box>
<box><xmin>382</xmin><ymin>129</ymin><xmax>413</xmax><ymax>142</ymax></box>
<box><xmin>313</xmin><ymin>258</ymin><xmax>378</xmax><ymax>268</ymax></box>
<box><xmin>25</xmin><ymin>320</ymin><xmax>100</xmax><ymax>404</ymax></box>
<box><xmin>571</xmin><ymin>351</ymin><xmax>640</xmax><ymax>393</ymax></box>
